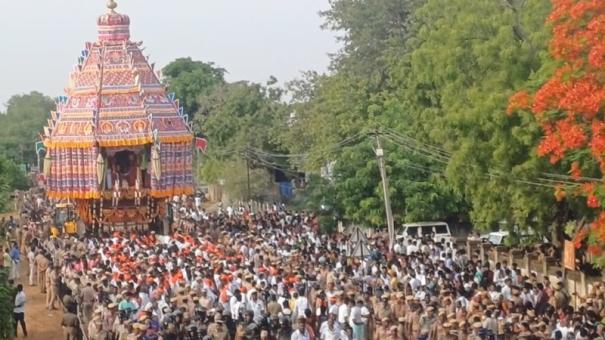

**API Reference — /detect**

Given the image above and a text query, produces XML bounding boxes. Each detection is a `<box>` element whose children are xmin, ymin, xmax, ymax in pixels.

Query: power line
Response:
<box><xmin>381</xmin><ymin>127</ymin><xmax>453</xmax><ymax>158</ymax></box>
<box><xmin>540</xmin><ymin>172</ymin><xmax>600</xmax><ymax>183</ymax></box>
<box><xmin>380</xmin><ymin>129</ymin><xmax>583</xmax><ymax>189</ymax></box>
<box><xmin>379</xmin><ymin>126</ymin><xmax>590</xmax><ymax>187</ymax></box>
<box><xmin>204</xmin><ymin>129</ymin><xmax>590</xmax><ymax>192</ymax></box>
<box><xmin>242</xmin><ymin>151</ymin><xmax>302</xmax><ymax>177</ymax></box>
<box><xmin>382</xmin><ymin>133</ymin><xmax>450</xmax><ymax>164</ymax></box>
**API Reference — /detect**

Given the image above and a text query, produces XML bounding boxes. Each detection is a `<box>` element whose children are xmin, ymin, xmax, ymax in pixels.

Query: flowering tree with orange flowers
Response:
<box><xmin>508</xmin><ymin>0</ymin><xmax>605</xmax><ymax>258</ymax></box>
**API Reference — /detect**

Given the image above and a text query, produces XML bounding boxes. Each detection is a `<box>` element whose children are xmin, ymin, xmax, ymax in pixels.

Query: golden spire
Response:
<box><xmin>107</xmin><ymin>0</ymin><xmax>118</xmax><ymax>12</ymax></box>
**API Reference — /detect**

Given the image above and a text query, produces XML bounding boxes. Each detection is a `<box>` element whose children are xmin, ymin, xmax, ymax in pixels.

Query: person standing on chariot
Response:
<box><xmin>112</xmin><ymin>164</ymin><xmax>121</xmax><ymax>208</ymax></box>
<box><xmin>134</xmin><ymin>171</ymin><xmax>142</xmax><ymax>207</ymax></box>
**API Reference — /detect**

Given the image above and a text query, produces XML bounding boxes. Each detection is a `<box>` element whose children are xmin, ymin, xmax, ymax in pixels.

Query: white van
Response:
<box><xmin>396</xmin><ymin>221</ymin><xmax>452</xmax><ymax>243</ymax></box>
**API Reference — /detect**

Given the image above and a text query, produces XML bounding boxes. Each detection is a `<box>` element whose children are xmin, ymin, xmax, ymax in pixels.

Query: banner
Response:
<box><xmin>195</xmin><ymin>137</ymin><xmax>208</xmax><ymax>152</ymax></box>
<box><xmin>563</xmin><ymin>240</ymin><xmax>575</xmax><ymax>270</ymax></box>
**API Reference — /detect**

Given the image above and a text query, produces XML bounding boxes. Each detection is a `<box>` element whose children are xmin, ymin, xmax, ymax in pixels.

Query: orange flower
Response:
<box><xmin>555</xmin><ymin>185</ymin><xmax>567</xmax><ymax>201</ymax></box>
<box><xmin>507</xmin><ymin>91</ymin><xmax>531</xmax><ymax>115</ymax></box>
<box><xmin>587</xmin><ymin>194</ymin><xmax>600</xmax><ymax>208</ymax></box>
<box><xmin>573</xmin><ymin>227</ymin><xmax>589</xmax><ymax>248</ymax></box>
<box><xmin>512</xmin><ymin>0</ymin><xmax>605</xmax><ymax>259</ymax></box>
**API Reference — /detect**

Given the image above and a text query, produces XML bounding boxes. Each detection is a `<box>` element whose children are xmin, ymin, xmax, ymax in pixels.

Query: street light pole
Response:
<box><xmin>375</xmin><ymin>131</ymin><xmax>395</xmax><ymax>250</ymax></box>
<box><xmin>246</xmin><ymin>157</ymin><xmax>251</xmax><ymax>200</ymax></box>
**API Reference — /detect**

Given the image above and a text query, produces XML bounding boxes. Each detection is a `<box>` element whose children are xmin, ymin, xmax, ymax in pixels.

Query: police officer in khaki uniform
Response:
<box><xmin>34</xmin><ymin>250</ymin><xmax>49</xmax><ymax>293</ymax></box>
<box><xmin>375</xmin><ymin>293</ymin><xmax>393</xmax><ymax>322</ymax></box>
<box><xmin>266</xmin><ymin>295</ymin><xmax>282</xmax><ymax>317</ymax></box>
<box><xmin>61</xmin><ymin>309</ymin><xmax>80</xmax><ymax>340</ymax></box>
<box><xmin>208</xmin><ymin>314</ymin><xmax>229</xmax><ymax>340</ymax></box>
<box><xmin>48</xmin><ymin>266</ymin><xmax>61</xmax><ymax>310</ymax></box>
<box><xmin>45</xmin><ymin>265</ymin><xmax>53</xmax><ymax>308</ymax></box>
<box><xmin>81</xmin><ymin>281</ymin><xmax>96</xmax><ymax>323</ymax></box>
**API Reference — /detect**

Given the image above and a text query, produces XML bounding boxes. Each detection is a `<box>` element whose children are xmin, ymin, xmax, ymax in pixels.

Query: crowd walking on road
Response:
<box><xmin>3</xmin><ymin>193</ymin><xmax>605</xmax><ymax>339</ymax></box>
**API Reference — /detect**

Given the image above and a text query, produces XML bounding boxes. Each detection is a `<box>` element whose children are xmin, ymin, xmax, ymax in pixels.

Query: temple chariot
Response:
<box><xmin>42</xmin><ymin>0</ymin><xmax>194</xmax><ymax>232</ymax></box>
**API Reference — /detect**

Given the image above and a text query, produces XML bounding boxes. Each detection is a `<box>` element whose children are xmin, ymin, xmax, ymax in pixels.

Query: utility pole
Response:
<box><xmin>375</xmin><ymin>131</ymin><xmax>395</xmax><ymax>250</ymax></box>
<box><xmin>246</xmin><ymin>157</ymin><xmax>251</xmax><ymax>200</ymax></box>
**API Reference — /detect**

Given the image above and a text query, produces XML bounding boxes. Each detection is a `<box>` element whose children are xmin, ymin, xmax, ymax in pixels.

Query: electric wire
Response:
<box><xmin>205</xmin><ymin>129</ymin><xmax>591</xmax><ymax>191</ymax></box>
<box><xmin>384</xmin><ymin>127</ymin><xmax>596</xmax><ymax>184</ymax></box>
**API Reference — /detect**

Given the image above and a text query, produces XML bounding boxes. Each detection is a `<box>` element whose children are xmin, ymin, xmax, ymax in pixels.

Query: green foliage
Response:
<box><xmin>565</xmin><ymin>221</ymin><xmax>577</xmax><ymax>237</ymax></box>
<box><xmin>318</xmin><ymin>215</ymin><xmax>338</xmax><ymax>234</ymax></box>
<box><xmin>321</xmin><ymin>0</ymin><xmax>423</xmax><ymax>76</ymax></box>
<box><xmin>0</xmin><ymin>92</ymin><xmax>44</xmax><ymax>212</ymax></box>
<box><xmin>198</xmin><ymin>81</ymin><xmax>284</xmax><ymax>153</ymax></box>
<box><xmin>398</xmin><ymin>0</ymin><xmax>561</xmax><ymax>232</ymax></box>
<box><xmin>330</xmin><ymin>141</ymin><xmax>464</xmax><ymax>226</ymax></box>
<box><xmin>281</xmin><ymin>0</ymin><xmax>466</xmax><ymax>227</ymax></box>
<box><xmin>162</xmin><ymin>58</ymin><xmax>226</xmax><ymax>116</ymax></box>
<box><xmin>194</xmin><ymin>79</ymin><xmax>288</xmax><ymax>198</ymax></box>
<box><xmin>163</xmin><ymin>57</ymin><xmax>288</xmax><ymax>200</ymax></box>
<box><xmin>0</xmin><ymin>92</ymin><xmax>54</xmax><ymax>166</ymax></box>
<box><xmin>279</xmin><ymin>0</ymin><xmax>572</xmax><ymax>236</ymax></box>
<box><xmin>220</xmin><ymin>159</ymin><xmax>273</xmax><ymax>202</ymax></box>
<box><xmin>0</xmin><ymin>155</ymin><xmax>28</xmax><ymax>212</ymax></box>
<box><xmin>290</xmin><ymin>174</ymin><xmax>336</xmax><ymax>212</ymax></box>
<box><xmin>0</xmin><ymin>157</ymin><xmax>29</xmax><ymax>191</ymax></box>
<box><xmin>0</xmin><ymin>268</ymin><xmax>14</xmax><ymax>339</ymax></box>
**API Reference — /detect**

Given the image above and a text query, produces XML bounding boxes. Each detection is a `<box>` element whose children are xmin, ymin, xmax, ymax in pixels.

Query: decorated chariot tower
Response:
<box><xmin>43</xmin><ymin>0</ymin><xmax>193</xmax><ymax>231</ymax></box>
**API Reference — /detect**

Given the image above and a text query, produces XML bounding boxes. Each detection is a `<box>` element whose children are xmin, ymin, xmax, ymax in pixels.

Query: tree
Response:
<box><xmin>0</xmin><ymin>92</ymin><xmax>54</xmax><ymax>166</ymax></box>
<box><xmin>198</xmin><ymin>81</ymin><xmax>282</xmax><ymax>152</ymax></box>
<box><xmin>221</xmin><ymin>159</ymin><xmax>274</xmax><ymax>202</ymax></box>
<box><xmin>162</xmin><ymin>58</ymin><xmax>226</xmax><ymax>116</ymax></box>
<box><xmin>162</xmin><ymin>57</ymin><xmax>289</xmax><ymax>199</ymax></box>
<box><xmin>0</xmin><ymin>154</ymin><xmax>29</xmax><ymax>212</ymax></box>
<box><xmin>397</xmin><ymin>0</ymin><xmax>561</xmax><ymax>233</ymax></box>
<box><xmin>281</xmin><ymin>0</ymin><xmax>467</xmax><ymax>227</ymax></box>
<box><xmin>331</xmin><ymin>140</ymin><xmax>465</xmax><ymax>226</ymax></box>
<box><xmin>283</xmin><ymin>0</ymin><xmax>424</xmax><ymax>166</ymax></box>
<box><xmin>509</xmin><ymin>0</ymin><xmax>605</xmax><ymax>258</ymax></box>
<box><xmin>195</xmin><ymin>79</ymin><xmax>290</xmax><ymax>199</ymax></box>
<box><xmin>321</xmin><ymin>0</ymin><xmax>424</xmax><ymax>77</ymax></box>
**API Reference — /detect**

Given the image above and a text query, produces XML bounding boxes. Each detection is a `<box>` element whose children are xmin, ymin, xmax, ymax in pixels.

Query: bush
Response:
<box><xmin>0</xmin><ymin>268</ymin><xmax>14</xmax><ymax>339</ymax></box>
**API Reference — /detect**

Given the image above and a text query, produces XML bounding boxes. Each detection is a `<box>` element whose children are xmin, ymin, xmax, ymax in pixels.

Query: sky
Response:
<box><xmin>0</xmin><ymin>0</ymin><xmax>340</xmax><ymax>107</ymax></box>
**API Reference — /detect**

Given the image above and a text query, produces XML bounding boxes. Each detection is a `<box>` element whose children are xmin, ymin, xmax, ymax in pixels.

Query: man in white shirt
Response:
<box><xmin>409</xmin><ymin>273</ymin><xmax>421</xmax><ymax>292</ymax></box>
<box><xmin>295</xmin><ymin>291</ymin><xmax>309</xmax><ymax>318</ymax></box>
<box><xmin>246</xmin><ymin>290</ymin><xmax>265</xmax><ymax>324</ymax></box>
<box><xmin>407</xmin><ymin>240</ymin><xmax>419</xmax><ymax>255</ymax></box>
<box><xmin>393</xmin><ymin>241</ymin><xmax>403</xmax><ymax>255</ymax></box>
<box><xmin>230</xmin><ymin>289</ymin><xmax>244</xmax><ymax>321</ymax></box>
<box><xmin>493</xmin><ymin>262</ymin><xmax>506</xmax><ymax>285</ymax></box>
<box><xmin>501</xmin><ymin>278</ymin><xmax>513</xmax><ymax>301</ymax></box>
<box><xmin>337</xmin><ymin>297</ymin><xmax>350</xmax><ymax>328</ymax></box>
<box><xmin>415</xmin><ymin>286</ymin><xmax>427</xmax><ymax>301</ymax></box>
<box><xmin>13</xmin><ymin>284</ymin><xmax>28</xmax><ymax>337</ymax></box>
<box><xmin>27</xmin><ymin>247</ymin><xmax>36</xmax><ymax>286</ymax></box>
<box><xmin>320</xmin><ymin>313</ymin><xmax>348</xmax><ymax>340</ymax></box>
<box><xmin>348</xmin><ymin>299</ymin><xmax>368</xmax><ymax>340</ymax></box>
<box><xmin>291</xmin><ymin>316</ymin><xmax>312</xmax><ymax>340</ymax></box>
<box><xmin>551</xmin><ymin>319</ymin><xmax>572</xmax><ymax>339</ymax></box>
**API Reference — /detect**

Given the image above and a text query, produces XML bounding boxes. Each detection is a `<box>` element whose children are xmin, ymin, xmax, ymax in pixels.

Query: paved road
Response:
<box><xmin>14</xmin><ymin>260</ymin><xmax>63</xmax><ymax>339</ymax></box>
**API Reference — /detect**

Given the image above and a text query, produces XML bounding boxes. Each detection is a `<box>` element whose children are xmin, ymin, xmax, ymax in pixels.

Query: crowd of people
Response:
<box><xmin>4</xmin><ymin>193</ymin><xmax>605</xmax><ymax>339</ymax></box>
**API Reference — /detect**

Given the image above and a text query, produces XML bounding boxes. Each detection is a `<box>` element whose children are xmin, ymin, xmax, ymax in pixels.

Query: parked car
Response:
<box><xmin>396</xmin><ymin>221</ymin><xmax>453</xmax><ymax>243</ymax></box>
<box><xmin>480</xmin><ymin>231</ymin><xmax>510</xmax><ymax>246</ymax></box>
<box><xmin>481</xmin><ymin>229</ymin><xmax>548</xmax><ymax>246</ymax></box>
